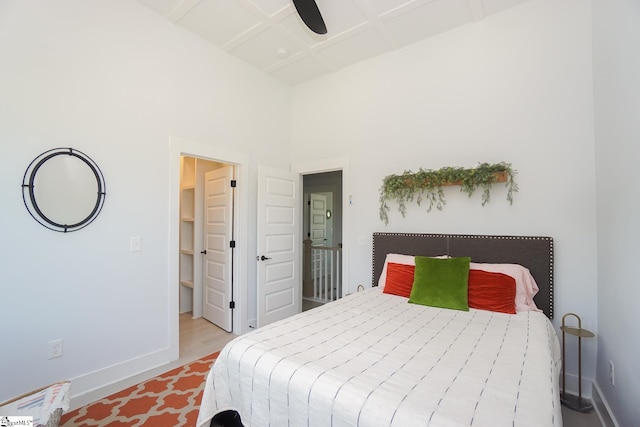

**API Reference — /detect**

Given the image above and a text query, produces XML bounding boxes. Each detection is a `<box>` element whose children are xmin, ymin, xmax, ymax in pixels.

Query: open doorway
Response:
<box><xmin>178</xmin><ymin>155</ymin><xmax>236</xmax><ymax>357</ymax></box>
<box><xmin>302</xmin><ymin>171</ymin><xmax>343</xmax><ymax>312</ymax></box>
<box><xmin>170</xmin><ymin>137</ymin><xmax>251</xmax><ymax>362</ymax></box>
<box><xmin>179</xmin><ymin>156</ymin><xmax>234</xmax><ymax>325</ymax></box>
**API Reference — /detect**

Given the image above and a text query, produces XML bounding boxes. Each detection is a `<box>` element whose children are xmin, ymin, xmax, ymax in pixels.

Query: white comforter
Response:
<box><xmin>197</xmin><ymin>288</ymin><xmax>562</xmax><ymax>427</ymax></box>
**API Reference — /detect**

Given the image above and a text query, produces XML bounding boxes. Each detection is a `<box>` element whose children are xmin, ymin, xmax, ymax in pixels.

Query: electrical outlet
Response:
<box><xmin>48</xmin><ymin>339</ymin><xmax>63</xmax><ymax>359</ymax></box>
<box><xmin>130</xmin><ymin>236</ymin><xmax>142</xmax><ymax>252</ymax></box>
<box><xmin>609</xmin><ymin>360</ymin><xmax>615</xmax><ymax>386</ymax></box>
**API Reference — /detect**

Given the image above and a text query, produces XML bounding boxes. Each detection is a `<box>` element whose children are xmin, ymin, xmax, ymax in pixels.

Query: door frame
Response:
<box><xmin>169</xmin><ymin>136</ymin><xmax>249</xmax><ymax>360</ymax></box>
<box><xmin>292</xmin><ymin>156</ymin><xmax>349</xmax><ymax>299</ymax></box>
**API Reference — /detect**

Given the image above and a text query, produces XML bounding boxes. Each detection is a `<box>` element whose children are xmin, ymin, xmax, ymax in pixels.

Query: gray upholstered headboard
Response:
<box><xmin>372</xmin><ymin>232</ymin><xmax>554</xmax><ymax>319</ymax></box>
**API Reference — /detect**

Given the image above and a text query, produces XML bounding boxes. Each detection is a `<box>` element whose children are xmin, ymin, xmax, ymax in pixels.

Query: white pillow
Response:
<box><xmin>377</xmin><ymin>254</ymin><xmax>415</xmax><ymax>289</ymax></box>
<box><xmin>377</xmin><ymin>253</ymin><xmax>449</xmax><ymax>289</ymax></box>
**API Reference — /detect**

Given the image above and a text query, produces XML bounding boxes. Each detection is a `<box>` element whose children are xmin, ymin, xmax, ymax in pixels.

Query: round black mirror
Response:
<box><xmin>22</xmin><ymin>148</ymin><xmax>106</xmax><ymax>232</ymax></box>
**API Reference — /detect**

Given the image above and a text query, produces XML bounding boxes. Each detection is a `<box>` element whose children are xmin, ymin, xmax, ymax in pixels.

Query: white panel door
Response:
<box><xmin>309</xmin><ymin>193</ymin><xmax>327</xmax><ymax>246</ymax></box>
<box><xmin>309</xmin><ymin>193</ymin><xmax>327</xmax><ymax>284</ymax></box>
<box><xmin>203</xmin><ymin>166</ymin><xmax>234</xmax><ymax>332</ymax></box>
<box><xmin>257</xmin><ymin>165</ymin><xmax>300</xmax><ymax>328</ymax></box>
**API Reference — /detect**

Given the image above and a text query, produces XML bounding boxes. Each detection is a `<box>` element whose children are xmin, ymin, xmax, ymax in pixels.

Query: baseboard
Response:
<box><xmin>592</xmin><ymin>382</ymin><xmax>619</xmax><ymax>427</ymax></box>
<box><xmin>562</xmin><ymin>371</ymin><xmax>594</xmax><ymax>399</ymax></box>
<box><xmin>66</xmin><ymin>346</ymin><xmax>175</xmax><ymax>411</ymax></box>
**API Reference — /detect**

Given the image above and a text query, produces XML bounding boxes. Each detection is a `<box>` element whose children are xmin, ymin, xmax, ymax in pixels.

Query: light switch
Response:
<box><xmin>130</xmin><ymin>236</ymin><xmax>142</xmax><ymax>252</ymax></box>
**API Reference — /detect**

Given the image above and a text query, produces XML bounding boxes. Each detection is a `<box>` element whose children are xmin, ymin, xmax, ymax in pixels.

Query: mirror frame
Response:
<box><xmin>22</xmin><ymin>147</ymin><xmax>107</xmax><ymax>233</ymax></box>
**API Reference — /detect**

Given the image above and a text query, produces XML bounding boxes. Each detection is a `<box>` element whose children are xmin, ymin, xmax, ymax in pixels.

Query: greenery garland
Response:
<box><xmin>379</xmin><ymin>162</ymin><xmax>518</xmax><ymax>225</ymax></box>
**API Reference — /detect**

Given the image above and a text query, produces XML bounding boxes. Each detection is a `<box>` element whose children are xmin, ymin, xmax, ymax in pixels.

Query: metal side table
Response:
<box><xmin>560</xmin><ymin>312</ymin><xmax>594</xmax><ymax>413</ymax></box>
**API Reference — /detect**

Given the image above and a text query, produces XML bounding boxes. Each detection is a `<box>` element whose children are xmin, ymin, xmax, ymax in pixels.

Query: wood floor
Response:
<box><xmin>178</xmin><ymin>312</ymin><xmax>236</xmax><ymax>363</ymax></box>
<box><xmin>302</xmin><ymin>298</ymin><xmax>324</xmax><ymax>312</ymax></box>
<box><xmin>562</xmin><ymin>404</ymin><xmax>603</xmax><ymax>427</ymax></box>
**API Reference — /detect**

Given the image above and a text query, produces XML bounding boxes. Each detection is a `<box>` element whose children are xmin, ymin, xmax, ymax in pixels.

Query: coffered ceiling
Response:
<box><xmin>137</xmin><ymin>0</ymin><xmax>533</xmax><ymax>85</ymax></box>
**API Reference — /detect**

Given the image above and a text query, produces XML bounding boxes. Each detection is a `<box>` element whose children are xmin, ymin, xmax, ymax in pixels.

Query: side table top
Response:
<box><xmin>561</xmin><ymin>325</ymin><xmax>595</xmax><ymax>338</ymax></box>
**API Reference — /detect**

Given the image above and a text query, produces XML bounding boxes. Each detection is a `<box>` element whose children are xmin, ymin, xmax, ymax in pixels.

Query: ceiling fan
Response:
<box><xmin>292</xmin><ymin>0</ymin><xmax>327</xmax><ymax>34</ymax></box>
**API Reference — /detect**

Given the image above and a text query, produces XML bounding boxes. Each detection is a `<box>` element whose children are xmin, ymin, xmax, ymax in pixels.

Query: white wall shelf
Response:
<box><xmin>179</xmin><ymin>157</ymin><xmax>196</xmax><ymax>314</ymax></box>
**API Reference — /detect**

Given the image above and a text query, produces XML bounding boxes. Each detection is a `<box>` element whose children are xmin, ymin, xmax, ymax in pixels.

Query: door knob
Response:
<box><xmin>260</xmin><ymin>255</ymin><xmax>271</xmax><ymax>261</ymax></box>
<box><xmin>200</xmin><ymin>250</ymin><xmax>207</xmax><ymax>254</ymax></box>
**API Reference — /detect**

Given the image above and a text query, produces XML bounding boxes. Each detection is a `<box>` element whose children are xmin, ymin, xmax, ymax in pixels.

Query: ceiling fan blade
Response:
<box><xmin>292</xmin><ymin>0</ymin><xmax>327</xmax><ymax>35</ymax></box>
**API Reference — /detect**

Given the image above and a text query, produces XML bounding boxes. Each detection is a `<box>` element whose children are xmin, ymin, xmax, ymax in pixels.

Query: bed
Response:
<box><xmin>197</xmin><ymin>233</ymin><xmax>561</xmax><ymax>427</ymax></box>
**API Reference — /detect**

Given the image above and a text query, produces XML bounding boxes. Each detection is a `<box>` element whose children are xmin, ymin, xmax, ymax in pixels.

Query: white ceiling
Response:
<box><xmin>137</xmin><ymin>0</ymin><xmax>533</xmax><ymax>86</ymax></box>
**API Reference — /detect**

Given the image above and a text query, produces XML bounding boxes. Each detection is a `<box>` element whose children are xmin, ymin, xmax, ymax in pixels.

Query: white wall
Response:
<box><xmin>0</xmin><ymin>0</ymin><xmax>291</xmax><ymax>402</ymax></box>
<box><xmin>292</xmin><ymin>0</ymin><xmax>598</xmax><ymax>391</ymax></box>
<box><xmin>593</xmin><ymin>0</ymin><xmax>640</xmax><ymax>424</ymax></box>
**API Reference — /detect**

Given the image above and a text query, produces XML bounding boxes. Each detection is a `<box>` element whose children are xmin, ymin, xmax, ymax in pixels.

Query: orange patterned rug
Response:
<box><xmin>61</xmin><ymin>352</ymin><xmax>219</xmax><ymax>426</ymax></box>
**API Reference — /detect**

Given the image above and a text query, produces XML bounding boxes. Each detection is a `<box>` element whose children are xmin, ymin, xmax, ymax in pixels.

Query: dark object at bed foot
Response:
<box><xmin>210</xmin><ymin>410</ymin><xmax>244</xmax><ymax>427</ymax></box>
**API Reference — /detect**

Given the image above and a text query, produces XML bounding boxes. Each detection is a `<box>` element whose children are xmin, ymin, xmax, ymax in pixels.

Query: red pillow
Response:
<box><xmin>382</xmin><ymin>262</ymin><xmax>415</xmax><ymax>297</ymax></box>
<box><xmin>468</xmin><ymin>269</ymin><xmax>516</xmax><ymax>314</ymax></box>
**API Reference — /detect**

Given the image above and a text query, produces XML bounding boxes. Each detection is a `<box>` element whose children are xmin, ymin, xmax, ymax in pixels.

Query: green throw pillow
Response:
<box><xmin>408</xmin><ymin>256</ymin><xmax>471</xmax><ymax>311</ymax></box>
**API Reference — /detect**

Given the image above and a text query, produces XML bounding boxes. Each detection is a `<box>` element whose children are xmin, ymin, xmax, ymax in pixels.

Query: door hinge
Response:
<box><xmin>229</xmin><ymin>301</ymin><xmax>235</xmax><ymax>309</ymax></box>
<box><xmin>230</xmin><ymin>180</ymin><xmax>237</xmax><ymax>188</ymax></box>
<box><xmin>230</xmin><ymin>240</ymin><xmax>236</xmax><ymax>248</ymax></box>
<box><xmin>308</xmin><ymin>200</ymin><xmax>311</xmax><ymax>205</ymax></box>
